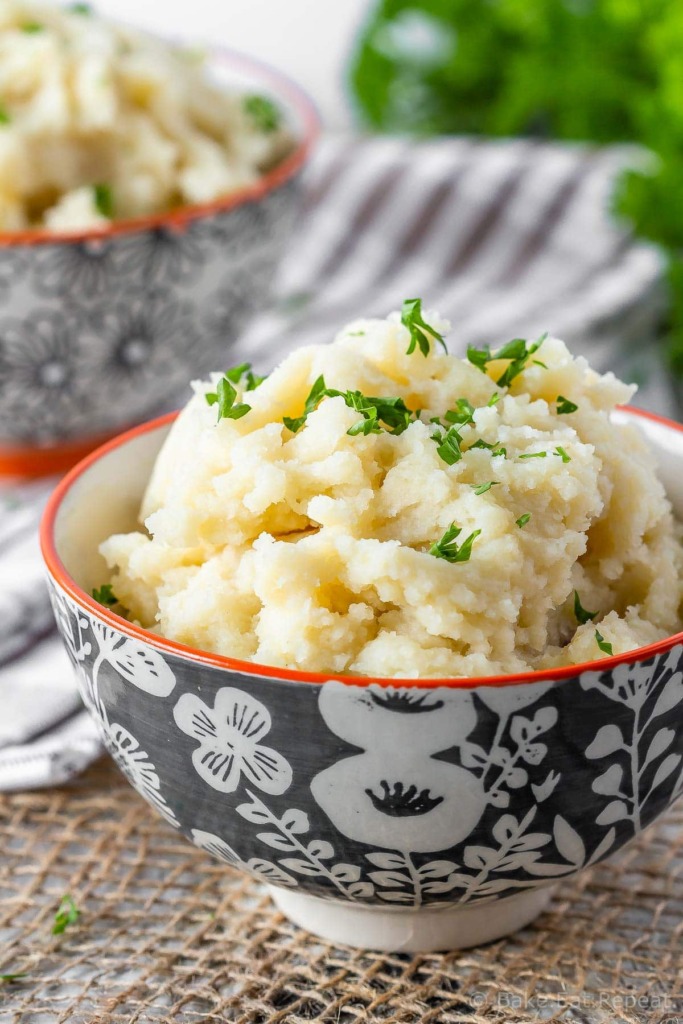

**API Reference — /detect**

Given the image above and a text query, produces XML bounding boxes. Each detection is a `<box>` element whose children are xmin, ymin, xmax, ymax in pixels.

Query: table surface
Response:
<box><xmin>0</xmin><ymin>758</ymin><xmax>681</xmax><ymax>1024</ymax></box>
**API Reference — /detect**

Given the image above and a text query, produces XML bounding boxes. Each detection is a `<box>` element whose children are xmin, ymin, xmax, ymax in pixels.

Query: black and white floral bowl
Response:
<box><xmin>40</xmin><ymin>408</ymin><xmax>683</xmax><ymax>952</ymax></box>
<box><xmin>0</xmin><ymin>52</ymin><xmax>317</xmax><ymax>476</ymax></box>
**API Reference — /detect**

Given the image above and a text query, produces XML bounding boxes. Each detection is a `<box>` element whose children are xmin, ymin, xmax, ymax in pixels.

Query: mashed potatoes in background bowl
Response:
<box><xmin>0</xmin><ymin>1</ymin><xmax>317</xmax><ymax>467</ymax></box>
<box><xmin>41</xmin><ymin>308</ymin><xmax>683</xmax><ymax>952</ymax></box>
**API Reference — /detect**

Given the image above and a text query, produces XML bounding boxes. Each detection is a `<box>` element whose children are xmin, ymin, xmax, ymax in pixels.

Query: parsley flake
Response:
<box><xmin>487</xmin><ymin>392</ymin><xmax>501</xmax><ymax>406</ymax></box>
<box><xmin>284</xmin><ymin>376</ymin><xmax>415</xmax><ymax>437</ymax></box>
<box><xmin>556</xmin><ymin>395</ymin><xmax>578</xmax><ymax>414</ymax></box>
<box><xmin>532</xmin><ymin>359</ymin><xmax>548</xmax><ymax>368</ymax></box>
<box><xmin>401</xmin><ymin>298</ymin><xmax>447</xmax><ymax>357</ymax></box>
<box><xmin>429</xmin><ymin>523</ymin><xmax>481</xmax><ymax>563</ymax></box>
<box><xmin>21</xmin><ymin>22</ymin><xmax>44</xmax><ymax>32</ymax></box>
<box><xmin>444</xmin><ymin>397</ymin><xmax>475</xmax><ymax>426</ymax></box>
<box><xmin>467</xmin><ymin>332</ymin><xmax>548</xmax><ymax>387</ymax></box>
<box><xmin>432</xmin><ymin>424</ymin><xmax>464</xmax><ymax>465</ymax></box>
<box><xmin>243</xmin><ymin>94</ymin><xmax>281</xmax><ymax>132</ymax></box>
<box><xmin>0</xmin><ymin>107</ymin><xmax>10</xmax><ymax>126</ymax></box>
<box><xmin>52</xmin><ymin>895</ymin><xmax>79</xmax><ymax>936</ymax></box>
<box><xmin>0</xmin><ymin>974</ymin><xmax>26</xmax><ymax>984</ymax></box>
<box><xmin>574</xmin><ymin>591</ymin><xmax>597</xmax><ymax>625</ymax></box>
<box><xmin>470</xmin><ymin>438</ymin><xmax>507</xmax><ymax>457</ymax></box>
<box><xmin>283</xmin><ymin>375</ymin><xmax>328</xmax><ymax>433</ymax></box>
<box><xmin>92</xmin><ymin>584</ymin><xmax>118</xmax><ymax>607</ymax></box>
<box><xmin>205</xmin><ymin>376</ymin><xmax>251</xmax><ymax>422</ymax></box>
<box><xmin>595</xmin><ymin>629</ymin><xmax>613</xmax><ymax>656</ymax></box>
<box><xmin>471</xmin><ymin>481</ymin><xmax>498</xmax><ymax>495</ymax></box>
<box><xmin>69</xmin><ymin>2</ymin><xmax>92</xmax><ymax>12</ymax></box>
<box><xmin>554</xmin><ymin>446</ymin><xmax>571</xmax><ymax>463</ymax></box>
<box><xmin>516</xmin><ymin>513</ymin><xmax>532</xmax><ymax>528</ymax></box>
<box><xmin>224</xmin><ymin>362</ymin><xmax>266</xmax><ymax>391</ymax></box>
<box><xmin>93</xmin><ymin>183</ymin><xmax>114</xmax><ymax>218</ymax></box>
<box><xmin>519</xmin><ymin>451</ymin><xmax>547</xmax><ymax>460</ymax></box>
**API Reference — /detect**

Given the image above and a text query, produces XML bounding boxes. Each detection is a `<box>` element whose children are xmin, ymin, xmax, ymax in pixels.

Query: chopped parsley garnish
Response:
<box><xmin>0</xmin><ymin>107</ymin><xmax>10</xmax><ymax>125</ymax></box>
<box><xmin>519</xmin><ymin>451</ymin><xmax>547</xmax><ymax>459</ymax></box>
<box><xmin>554</xmin><ymin>446</ymin><xmax>571</xmax><ymax>463</ymax></box>
<box><xmin>516</xmin><ymin>513</ymin><xmax>532</xmax><ymax>528</ymax></box>
<box><xmin>556</xmin><ymin>395</ymin><xmax>578</xmax><ymax>414</ymax></box>
<box><xmin>243</xmin><ymin>94</ymin><xmax>281</xmax><ymax>133</ymax></box>
<box><xmin>283</xmin><ymin>375</ymin><xmax>414</xmax><ymax>437</ymax></box>
<box><xmin>532</xmin><ymin>359</ymin><xmax>548</xmax><ymax>368</ymax></box>
<box><xmin>93</xmin><ymin>183</ymin><xmax>114</xmax><ymax>218</ymax></box>
<box><xmin>0</xmin><ymin>974</ymin><xmax>26</xmax><ymax>984</ymax></box>
<box><xmin>470</xmin><ymin>439</ymin><xmax>507</xmax><ymax>457</ymax></box>
<box><xmin>431</xmin><ymin>424</ymin><xmax>463</xmax><ymax>465</ymax></box>
<box><xmin>574</xmin><ymin>591</ymin><xmax>597</xmax><ymax>625</ymax></box>
<box><xmin>595</xmin><ymin>629</ymin><xmax>613</xmax><ymax>656</ymax></box>
<box><xmin>224</xmin><ymin>362</ymin><xmax>266</xmax><ymax>391</ymax></box>
<box><xmin>21</xmin><ymin>22</ymin><xmax>44</xmax><ymax>32</ymax></box>
<box><xmin>444</xmin><ymin>397</ymin><xmax>475</xmax><ymax>426</ymax></box>
<box><xmin>487</xmin><ymin>392</ymin><xmax>501</xmax><ymax>406</ymax></box>
<box><xmin>471</xmin><ymin>481</ymin><xmax>498</xmax><ymax>495</ymax></box>
<box><xmin>52</xmin><ymin>895</ymin><xmax>79</xmax><ymax>936</ymax></box>
<box><xmin>429</xmin><ymin>523</ymin><xmax>481</xmax><ymax>563</ymax></box>
<box><xmin>205</xmin><ymin>376</ymin><xmax>251</xmax><ymax>422</ymax></box>
<box><xmin>69</xmin><ymin>2</ymin><xmax>93</xmax><ymax>12</ymax></box>
<box><xmin>467</xmin><ymin>333</ymin><xmax>548</xmax><ymax>387</ymax></box>
<box><xmin>92</xmin><ymin>584</ymin><xmax>118</xmax><ymax>607</ymax></box>
<box><xmin>401</xmin><ymin>298</ymin><xmax>447</xmax><ymax>357</ymax></box>
<box><xmin>347</xmin><ymin>330</ymin><xmax>366</xmax><ymax>337</ymax></box>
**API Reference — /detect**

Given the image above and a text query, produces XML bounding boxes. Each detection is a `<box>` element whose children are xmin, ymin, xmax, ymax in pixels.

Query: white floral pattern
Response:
<box><xmin>105</xmin><ymin>722</ymin><xmax>179</xmax><ymax>828</ymax></box>
<box><xmin>173</xmin><ymin>687</ymin><xmax>292</xmax><ymax>795</ymax></box>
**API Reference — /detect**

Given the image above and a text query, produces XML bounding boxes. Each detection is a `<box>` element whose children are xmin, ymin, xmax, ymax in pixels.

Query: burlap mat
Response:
<box><xmin>1</xmin><ymin>759</ymin><xmax>681</xmax><ymax>1024</ymax></box>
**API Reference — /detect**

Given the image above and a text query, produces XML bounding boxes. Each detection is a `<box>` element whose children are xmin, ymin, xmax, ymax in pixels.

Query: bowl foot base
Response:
<box><xmin>269</xmin><ymin>884</ymin><xmax>556</xmax><ymax>952</ymax></box>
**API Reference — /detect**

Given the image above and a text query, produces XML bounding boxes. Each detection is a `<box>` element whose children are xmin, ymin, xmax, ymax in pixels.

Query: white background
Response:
<box><xmin>95</xmin><ymin>0</ymin><xmax>371</xmax><ymax>128</ymax></box>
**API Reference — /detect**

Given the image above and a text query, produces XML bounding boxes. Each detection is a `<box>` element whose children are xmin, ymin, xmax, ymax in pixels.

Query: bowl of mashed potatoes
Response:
<box><xmin>0</xmin><ymin>1</ymin><xmax>317</xmax><ymax>472</ymax></box>
<box><xmin>41</xmin><ymin>305</ymin><xmax>683</xmax><ymax>951</ymax></box>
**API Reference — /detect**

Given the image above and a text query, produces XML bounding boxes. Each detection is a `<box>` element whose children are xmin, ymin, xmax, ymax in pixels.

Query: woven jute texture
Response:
<box><xmin>1</xmin><ymin>759</ymin><xmax>682</xmax><ymax>1024</ymax></box>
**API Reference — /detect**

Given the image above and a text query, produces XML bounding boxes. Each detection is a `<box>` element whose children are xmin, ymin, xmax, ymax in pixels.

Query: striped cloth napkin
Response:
<box><xmin>0</xmin><ymin>135</ymin><xmax>673</xmax><ymax>791</ymax></box>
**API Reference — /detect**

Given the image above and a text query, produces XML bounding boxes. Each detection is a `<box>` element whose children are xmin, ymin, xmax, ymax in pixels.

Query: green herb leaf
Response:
<box><xmin>52</xmin><ymin>895</ymin><xmax>80</xmax><ymax>936</ymax></box>
<box><xmin>574</xmin><ymin>591</ymin><xmax>597</xmax><ymax>625</ymax></box>
<box><xmin>467</xmin><ymin>333</ymin><xmax>548</xmax><ymax>386</ymax></box>
<box><xmin>429</xmin><ymin>523</ymin><xmax>481</xmax><ymax>563</ymax></box>
<box><xmin>431</xmin><ymin>424</ymin><xmax>463</xmax><ymax>465</ymax></box>
<box><xmin>0</xmin><ymin>107</ymin><xmax>10</xmax><ymax>126</ymax></box>
<box><xmin>554</xmin><ymin>446</ymin><xmax>571</xmax><ymax>463</ymax></box>
<box><xmin>471</xmin><ymin>481</ymin><xmax>498</xmax><ymax>495</ymax></box>
<box><xmin>92</xmin><ymin>584</ymin><xmax>118</xmax><ymax>607</ymax></box>
<box><xmin>516</xmin><ymin>513</ymin><xmax>531</xmax><ymax>528</ymax></box>
<box><xmin>93</xmin><ymin>183</ymin><xmax>114</xmax><ymax>218</ymax></box>
<box><xmin>205</xmin><ymin>376</ymin><xmax>251</xmax><ymax>422</ymax></box>
<box><xmin>224</xmin><ymin>362</ymin><xmax>266</xmax><ymax>391</ymax></box>
<box><xmin>487</xmin><ymin>392</ymin><xmax>501</xmax><ymax>406</ymax></box>
<box><xmin>243</xmin><ymin>94</ymin><xmax>281</xmax><ymax>133</ymax></box>
<box><xmin>444</xmin><ymin>398</ymin><xmax>475</xmax><ymax>426</ymax></box>
<box><xmin>347</xmin><ymin>330</ymin><xmax>366</xmax><ymax>336</ymax></box>
<box><xmin>556</xmin><ymin>395</ymin><xmax>578</xmax><ymax>414</ymax></box>
<box><xmin>284</xmin><ymin>376</ymin><xmax>416</xmax><ymax>437</ymax></box>
<box><xmin>595</xmin><ymin>629</ymin><xmax>613</xmax><ymax>656</ymax></box>
<box><xmin>69</xmin><ymin>2</ymin><xmax>93</xmax><ymax>12</ymax></box>
<box><xmin>401</xmin><ymin>298</ymin><xmax>447</xmax><ymax>357</ymax></box>
<box><xmin>283</xmin><ymin>374</ymin><xmax>328</xmax><ymax>433</ymax></box>
<box><xmin>0</xmin><ymin>973</ymin><xmax>26</xmax><ymax>984</ymax></box>
<box><xmin>21</xmin><ymin>22</ymin><xmax>44</xmax><ymax>32</ymax></box>
<box><xmin>469</xmin><ymin>438</ymin><xmax>507</xmax><ymax>457</ymax></box>
<box><xmin>519</xmin><ymin>451</ymin><xmax>547</xmax><ymax>460</ymax></box>
<box><xmin>532</xmin><ymin>359</ymin><xmax>548</xmax><ymax>368</ymax></box>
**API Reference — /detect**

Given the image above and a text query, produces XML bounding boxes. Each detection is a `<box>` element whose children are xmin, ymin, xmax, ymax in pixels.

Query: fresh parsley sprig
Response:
<box><xmin>554</xmin><ymin>446</ymin><xmax>571</xmax><ymax>463</ymax></box>
<box><xmin>52</xmin><ymin>895</ymin><xmax>79</xmax><ymax>936</ymax></box>
<box><xmin>205</xmin><ymin>376</ymin><xmax>251</xmax><ymax>422</ymax></box>
<box><xmin>224</xmin><ymin>362</ymin><xmax>266</xmax><ymax>391</ymax></box>
<box><xmin>444</xmin><ymin>397</ymin><xmax>475</xmax><ymax>426</ymax></box>
<box><xmin>93</xmin><ymin>183</ymin><xmax>114</xmax><ymax>218</ymax></box>
<box><xmin>467</xmin><ymin>333</ymin><xmax>548</xmax><ymax>386</ymax></box>
<box><xmin>283</xmin><ymin>375</ymin><xmax>415</xmax><ymax>436</ymax></box>
<box><xmin>0</xmin><ymin>973</ymin><xmax>26</xmax><ymax>984</ymax></box>
<box><xmin>595</xmin><ymin>629</ymin><xmax>614</xmax><ymax>656</ymax></box>
<box><xmin>401</xmin><ymin>298</ymin><xmax>447</xmax><ymax>357</ymax></box>
<box><xmin>574</xmin><ymin>591</ymin><xmax>597</xmax><ymax>625</ymax></box>
<box><xmin>470</xmin><ymin>439</ymin><xmax>507</xmax><ymax>457</ymax></box>
<box><xmin>431</xmin><ymin>424</ymin><xmax>463</xmax><ymax>465</ymax></box>
<box><xmin>519</xmin><ymin>451</ymin><xmax>547</xmax><ymax>460</ymax></box>
<box><xmin>471</xmin><ymin>481</ymin><xmax>498</xmax><ymax>495</ymax></box>
<box><xmin>516</xmin><ymin>513</ymin><xmax>532</xmax><ymax>528</ymax></box>
<box><xmin>556</xmin><ymin>395</ymin><xmax>578</xmax><ymax>414</ymax></box>
<box><xmin>429</xmin><ymin>523</ymin><xmax>481</xmax><ymax>563</ymax></box>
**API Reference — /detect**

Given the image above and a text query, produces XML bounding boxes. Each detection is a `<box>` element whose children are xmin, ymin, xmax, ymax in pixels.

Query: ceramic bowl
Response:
<box><xmin>0</xmin><ymin>51</ymin><xmax>317</xmax><ymax>475</ymax></box>
<box><xmin>40</xmin><ymin>408</ymin><xmax>683</xmax><ymax>953</ymax></box>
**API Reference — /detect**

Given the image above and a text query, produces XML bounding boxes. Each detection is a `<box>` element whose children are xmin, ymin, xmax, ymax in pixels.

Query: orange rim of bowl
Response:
<box><xmin>40</xmin><ymin>405</ymin><xmax>683</xmax><ymax>690</ymax></box>
<box><xmin>0</xmin><ymin>427</ymin><xmax>132</xmax><ymax>478</ymax></box>
<box><xmin>0</xmin><ymin>48</ymin><xmax>320</xmax><ymax>248</ymax></box>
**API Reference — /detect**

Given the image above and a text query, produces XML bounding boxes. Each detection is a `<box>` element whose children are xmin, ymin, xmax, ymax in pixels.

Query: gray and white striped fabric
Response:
<box><xmin>0</xmin><ymin>135</ymin><xmax>674</xmax><ymax>791</ymax></box>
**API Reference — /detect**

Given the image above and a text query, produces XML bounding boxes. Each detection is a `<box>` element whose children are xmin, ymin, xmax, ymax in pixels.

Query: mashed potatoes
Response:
<box><xmin>0</xmin><ymin>1</ymin><xmax>292</xmax><ymax>231</ymax></box>
<box><xmin>100</xmin><ymin>307</ymin><xmax>683</xmax><ymax>678</ymax></box>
